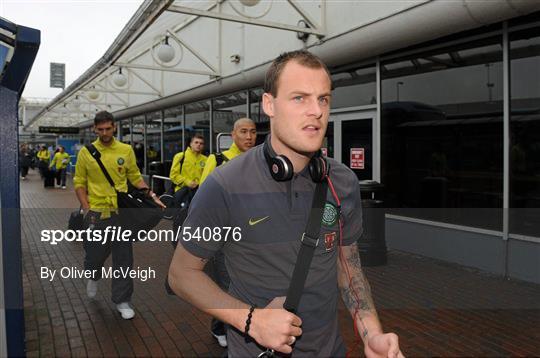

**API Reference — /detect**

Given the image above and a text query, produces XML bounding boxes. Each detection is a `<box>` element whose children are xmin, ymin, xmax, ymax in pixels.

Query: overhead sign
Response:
<box><xmin>39</xmin><ymin>126</ymin><xmax>79</xmax><ymax>134</ymax></box>
<box><xmin>50</xmin><ymin>62</ymin><xmax>65</xmax><ymax>88</ymax></box>
<box><xmin>350</xmin><ymin>148</ymin><xmax>365</xmax><ymax>169</ymax></box>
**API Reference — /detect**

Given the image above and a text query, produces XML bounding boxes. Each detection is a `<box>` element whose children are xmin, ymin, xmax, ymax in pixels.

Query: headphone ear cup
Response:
<box><xmin>270</xmin><ymin>155</ymin><xmax>294</xmax><ymax>181</ymax></box>
<box><xmin>263</xmin><ymin>137</ymin><xmax>294</xmax><ymax>181</ymax></box>
<box><xmin>309</xmin><ymin>156</ymin><xmax>328</xmax><ymax>182</ymax></box>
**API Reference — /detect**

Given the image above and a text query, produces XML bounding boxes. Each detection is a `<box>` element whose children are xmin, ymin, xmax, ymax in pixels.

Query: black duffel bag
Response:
<box><xmin>116</xmin><ymin>189</ymin><xmax>162</xmax><ymax>233</ymax></box>
<box><xmin>171</xmin><ymin>187</ymin><xmax>196</xmax><ymax>246</ymax></box>
<box><xmin>86</xmin><ymin>144</ymin><xmax>162</xmax><ymax>234</ymax></box>
<box><xmin>68</xmin><ymin>208</ymin><xmax>84</xmax><ymax>231</ymax></box>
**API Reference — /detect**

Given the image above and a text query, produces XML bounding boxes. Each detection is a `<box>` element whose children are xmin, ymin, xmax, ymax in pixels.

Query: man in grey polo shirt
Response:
<box><xmin>169</xmin><ymin>50</ymin><xmax>403</xmax><ymax>358</ymax></box>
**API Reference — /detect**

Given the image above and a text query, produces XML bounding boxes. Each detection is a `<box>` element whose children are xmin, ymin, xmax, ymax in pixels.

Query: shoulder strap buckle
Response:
<box><xmin>300</xmin><ymin>232</ymin><xmax>319</xmax><ymax>248</ymax></box>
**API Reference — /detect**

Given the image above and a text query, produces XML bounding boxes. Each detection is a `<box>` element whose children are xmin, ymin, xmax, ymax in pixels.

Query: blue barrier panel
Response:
<box><xmin>0</xmin><ymin>17</ymin><xmax>40</xmax><ymax>357</ymax></box>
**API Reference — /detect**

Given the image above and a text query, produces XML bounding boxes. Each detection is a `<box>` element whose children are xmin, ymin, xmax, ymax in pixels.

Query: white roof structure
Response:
<box><xmin>26</xmin><ymin>0</ymin><xmax>540</xmax><ymax>129</ymax></box>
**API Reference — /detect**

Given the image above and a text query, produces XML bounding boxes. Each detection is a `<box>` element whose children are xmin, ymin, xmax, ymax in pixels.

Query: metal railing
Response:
<box><xmin>150</xmin><ymin>174</ymin><xmax>173</xmax><ymax>194</ymax></box>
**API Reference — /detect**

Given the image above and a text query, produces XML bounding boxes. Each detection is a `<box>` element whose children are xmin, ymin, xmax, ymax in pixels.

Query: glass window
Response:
<box><xmin>381</xmin><ymin>36</ymin><xmax>503</xmax><ymax>230</ymax></box>
<box><xmin>510</xmin><ymin>26</ymin><xmax>540</xmax><ymax>238</ymax></box>
<box><xmin>185</xmin><ymin>100</ymin><xmax>210</xmax><ymax>155</ymax></box>
<box><xmin>146</xmin><ymin>111</ymin><xmax>162</xmax><ymax>165</ymax></box>
<box><xmin>87</xmin><ymin>127</ymin><xmax>93</xmax><ymax>145</ymax></box>
<box><xmin>116</xmin><ymin>120</ymin><xmax>123</xmax><ymax>142</ymax></box>
<box><xmin>79</xmin><ymin>126</ymin><xmax>93</xmax><ymax>145</ymax></box>
<box><xmin>120</xmin><ymin>120</ymin><xmax>131</xmax><ymax>145</ymax></box>
<box><xmin>213</xmin><ymin>91</ymin><xmax>247</xmax><ymax>152</ymax></box>
<box><xmin>322</xmin><ymin>122</ymin><xmax>334</xmax><ymax>159</ymax></box>
<box><xmin>163</xmin><ymin>106</ymin><xmax>183</xmax><ymax>162</ymax></box>
<box><xmin>249</xmin><ymin>89</ymin><xmax>270</xmax><ymax>145</ymax></box>
<box><xmin>131</xmin><ymin>115</ymin><xmax>145</xmax><ymax>172</ymax></box>
<box><xmin>331</xmin><ymin>65</ymin><xmax>376</xmax><ymax>108</ymax></box>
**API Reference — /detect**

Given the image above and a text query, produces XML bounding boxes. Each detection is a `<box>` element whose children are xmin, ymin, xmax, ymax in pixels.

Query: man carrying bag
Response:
<box><xmin>85</xmin><ymin>144</ymin><xmax>164</xmax><ymax>235</ymax></box>
<box><xmin>74</xmin><ymin>111</ymin><xmax>164</xmax><ymax>320</ymax></box>
<box><xmin>168</xmin><ymin>134</ymin><xmax>207</xmax><ymax>242</ymax></box>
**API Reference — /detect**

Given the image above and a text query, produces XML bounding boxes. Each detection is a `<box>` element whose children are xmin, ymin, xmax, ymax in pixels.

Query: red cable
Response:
<box><xmin>327</xmin><ymin>176</ymin><xmax>365</xmax><ymax>358</ymax></box>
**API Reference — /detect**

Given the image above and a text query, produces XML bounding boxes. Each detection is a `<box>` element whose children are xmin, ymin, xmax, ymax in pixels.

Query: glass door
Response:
<box><xmin>322</xmin><ymin>122</ymin><xmax>334</xmax><ymax>158</ymax></box>
<box><xmin>330</xmin><ymin>108</ymin><xmax>376</xmax><ymax>181</ymax></box>
<box><xmin>341</xmin><ymin>119</ymin><xmax>373</xmax><ymax>181</ymax></box>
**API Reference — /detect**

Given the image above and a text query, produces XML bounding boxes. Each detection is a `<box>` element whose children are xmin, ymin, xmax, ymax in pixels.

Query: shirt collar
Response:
<box><xmin>228</xmin><ymin>142</ymin><xmax>242</xmax><ymax>156</ymax></box>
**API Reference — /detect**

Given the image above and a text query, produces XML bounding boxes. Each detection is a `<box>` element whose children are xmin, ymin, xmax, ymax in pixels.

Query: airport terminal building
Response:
<box><xmin>28</xmin><ymin>0</ymin><xmax>540</xmax><ymax>283</ymax></box>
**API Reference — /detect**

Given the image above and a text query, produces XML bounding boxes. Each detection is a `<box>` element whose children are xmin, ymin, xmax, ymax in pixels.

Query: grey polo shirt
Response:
<box><xmin>182</xmin><ymin>144</ymin><xmax>363</xmax><ymax>357</ymax></box>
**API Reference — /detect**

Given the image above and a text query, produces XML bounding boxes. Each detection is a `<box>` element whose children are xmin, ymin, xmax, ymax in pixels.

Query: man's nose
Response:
<box><xmin>306</xmin><ymin>98</ymin><xmax>323</xmax><ymax>118</ymax></box>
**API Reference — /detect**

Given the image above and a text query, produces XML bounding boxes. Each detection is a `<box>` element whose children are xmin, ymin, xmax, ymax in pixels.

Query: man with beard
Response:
<box><xmin>74</xmin><ymin>111</ymin><xmax>164</xmax><ymax>320</ymax></box>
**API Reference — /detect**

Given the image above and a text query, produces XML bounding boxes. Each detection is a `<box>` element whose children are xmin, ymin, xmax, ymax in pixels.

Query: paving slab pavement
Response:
<box><xmin>19</xmin><ymin>169</ymin><xmax>540</xmax><ymax>357</ymax></box>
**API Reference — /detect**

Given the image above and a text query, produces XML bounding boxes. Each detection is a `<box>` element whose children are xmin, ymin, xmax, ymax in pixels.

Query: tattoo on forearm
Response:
<box><xmin>339</xmin><ymin>244</ymin><xmax>377</xmax><ymax>338</ymax></box>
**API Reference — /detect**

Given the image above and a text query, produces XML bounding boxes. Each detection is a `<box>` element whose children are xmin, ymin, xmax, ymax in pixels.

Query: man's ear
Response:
<box><xmin>262</xmin><ymin>93</ymin><xmax>274</xmax><ymax>118</ymax></box>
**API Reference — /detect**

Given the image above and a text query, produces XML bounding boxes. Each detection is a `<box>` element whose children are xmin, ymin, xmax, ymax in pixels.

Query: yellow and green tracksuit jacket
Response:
<box><xmin>169</xmin><ymin>147</ymin><xmax>207</xmax><ymax>192</ymax></box>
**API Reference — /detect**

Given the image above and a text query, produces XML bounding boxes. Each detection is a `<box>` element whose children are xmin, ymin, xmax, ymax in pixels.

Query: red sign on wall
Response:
<box><xmin>350</xmin><ymin>148</ymin><xmax>365</xmax><ymax>169</ymax></box>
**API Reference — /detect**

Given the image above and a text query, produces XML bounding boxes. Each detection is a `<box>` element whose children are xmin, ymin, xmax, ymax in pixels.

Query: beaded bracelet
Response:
<box><xmin>244</xmin><ymin>305</ymin><xmax>256</xmax><ymax>336</ymax></box>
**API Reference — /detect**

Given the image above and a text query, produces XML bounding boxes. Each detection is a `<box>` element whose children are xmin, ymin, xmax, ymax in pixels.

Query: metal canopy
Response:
<box><xmin>166</xmin><ymin>1</ymin><xmax>325</xmax><ymax>37</ymax></box>
<box><xmin>26</xmin><ymin>0</ymin><xmax>326</xmax><ymax>130</ymax></box>
<box><xmin>26</xmin><ymin>0</ymin><xmax>540</xmax><ymax>130</ymax></box>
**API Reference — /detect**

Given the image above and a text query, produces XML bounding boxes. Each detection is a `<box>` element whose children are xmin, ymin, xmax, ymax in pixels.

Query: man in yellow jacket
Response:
<box><xmin>36</xmin><ymin>145</ymin><xmax>50</xmax><ymax>178</ymax></box>
<box><xmin>147</xmin><ymin>146</ymin><xmax>158</xmax><ymax>162</ymax></box>
<box><xmin>74</xmin><ymin>111</ymin><xmax>164</xmax><ymax>320</ymax></box>
<box><xmin>169</xmin><ymin>134</ymin><xmax>207</xmax><ymax>192</ymax></box>
<box><xmin>167</xmin><ymin>134</ymin><xmax>207</xmax><ymax>249</ymax></box>
<box><xmin>200</xmin><ymin>118</ymin><xmax>257</xmax><ymax>184</ymax></box>
<box><xmin>199</xmin><ymin>117</ymin><xmax>257</xmax><ymax>349</ymax></box>
<box><xmin>49</xmin><ymin>146</ymin><xmax>70</xmax><ymax>189</ymax></box>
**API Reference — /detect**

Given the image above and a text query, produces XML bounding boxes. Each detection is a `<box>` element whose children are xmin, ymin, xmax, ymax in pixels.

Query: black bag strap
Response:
<box><xmin>178</xmin><ymin>152</ymin><xmax>185</xmax><ymax>174</ymax></box>
<box><xmin>85</xmin><ymin>144</ymin><xmax>117</xmax><ymax>191</ymax></box>
<box><xmin>283</xmin><ymin>179</ymin><xmax>328</xmax><ymax>313</ymax></box>
<box><xmin>171</xmin><ymin>152</ymin><xmax>186</xmax><ymax>189</ymax></box>
<box><xmin>215</xmin><ymin>152</ymin><xmax>230</xmax><ymax>167</ymax></box>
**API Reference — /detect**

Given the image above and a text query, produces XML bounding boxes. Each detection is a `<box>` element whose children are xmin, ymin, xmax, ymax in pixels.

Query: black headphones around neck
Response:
<box><xmin>263</xmin><ymin>136</ymin><xmax>329</xmax><ymax>183</ymax></box>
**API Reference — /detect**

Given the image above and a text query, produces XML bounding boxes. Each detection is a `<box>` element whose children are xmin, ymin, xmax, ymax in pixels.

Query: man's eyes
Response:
<box><xmin>319</xmin><ymin>97</ymin><xmax>330</xmax><ymax>105</ymax></box>
<box><xmin>292</xmin><ymin>96</ymin><xmax>329</xmax><ymax>105</ymax></box>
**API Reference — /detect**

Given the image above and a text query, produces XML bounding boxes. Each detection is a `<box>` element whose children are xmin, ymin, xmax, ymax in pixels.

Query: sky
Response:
<box><xmin>0</xmin><ymin>0</ymin><xmax>144</xmax><ymax>99</ymax></box>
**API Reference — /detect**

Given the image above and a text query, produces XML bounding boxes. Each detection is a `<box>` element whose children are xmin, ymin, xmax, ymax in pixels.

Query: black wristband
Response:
<box><xmin>244</xmin><ymin>305</ymin><xmax>256</xmax><ymax>336</ymax></box>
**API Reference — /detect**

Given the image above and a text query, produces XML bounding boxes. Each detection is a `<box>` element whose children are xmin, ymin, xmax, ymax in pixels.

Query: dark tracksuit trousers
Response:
<box><xmin>38</xmin><ymin>161</ymin><xmax>48</xmax><ymax>178</ymax></box>
<box><xmin>83</xmin><ymin>211</ymin><xmax>133</xmax><ymax>304</ymax></box>
<box><xmin>55</xmin><ymin>168</ymin><xmax>67</xmax><ymax>186</ymax></box>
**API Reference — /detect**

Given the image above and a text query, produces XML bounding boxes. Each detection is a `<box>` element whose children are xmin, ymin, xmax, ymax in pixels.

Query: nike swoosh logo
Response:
<box><xmin>249</xmin><ymin>216</ymin><xmax>270</xmax><ymax>226</ymax></box>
